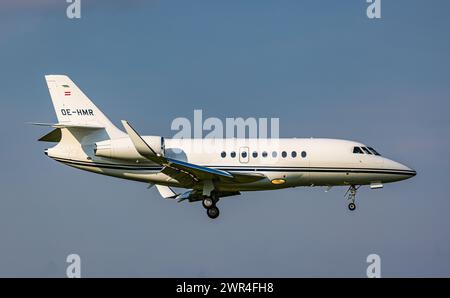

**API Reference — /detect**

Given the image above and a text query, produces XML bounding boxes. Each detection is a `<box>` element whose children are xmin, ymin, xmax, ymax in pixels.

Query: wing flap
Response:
<box><xmin>161</xmin><ymin>166</ymin><xmax>197</xmax><ymax>187</ymax></box>
<box><xmin>165</xmin><ymin>158</ymin><xmax>233</xmax><ymax>180</ymax></box>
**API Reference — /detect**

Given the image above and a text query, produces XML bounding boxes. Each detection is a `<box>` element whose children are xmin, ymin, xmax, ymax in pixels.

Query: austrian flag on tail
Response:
<box><xmin>62</xmin><ymin>84</ymin><xmax>71</xmax><ymax>96</ymax></box>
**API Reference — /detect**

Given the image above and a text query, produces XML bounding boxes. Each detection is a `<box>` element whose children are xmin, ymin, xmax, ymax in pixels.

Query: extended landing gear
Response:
<box><xmin>202</xmin><ymin>197</ymin><xmax>214</xmax><ymax>209</ymax></box>
<box><xmin>348</xmin><ymin>202</ymin><xmax>356</xmax><ymax>211</ymax></box>
<box><xmin>207</xmin><ymin>206</ymin><xmax>220</xmax><ymax>219</ymax></box>
<box><xmin>202</xmin><ymin>196</ymin><xmax>220</xmax><ymax>219</ymax></box>
<box><xmin>345</xmin><ymin>185</ymin><xmax>360</xmax><ymax>211</ymax></box>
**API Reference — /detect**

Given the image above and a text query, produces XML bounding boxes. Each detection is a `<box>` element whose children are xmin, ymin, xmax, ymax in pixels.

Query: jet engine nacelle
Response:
<box><xmin>94</xmin><ymin>136</ymin><xmax>164</xmax><ymax>160</ymax></box>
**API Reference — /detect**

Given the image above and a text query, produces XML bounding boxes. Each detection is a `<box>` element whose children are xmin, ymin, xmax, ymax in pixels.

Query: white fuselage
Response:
<box><xmin>47</xmin><ymin>137</ymin><xmax>416</xmax><ymax>192</ymax></box>
<box><xmin>39</xmin><ymin>74</ymin><xmax>417</xmax><ymax>218</ymax></box>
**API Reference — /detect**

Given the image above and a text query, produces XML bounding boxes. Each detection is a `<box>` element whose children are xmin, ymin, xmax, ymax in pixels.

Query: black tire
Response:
<box><xmin>207</xmin><ymin>206</ymin><xmax>220</xmax><ymax>219</ymax></box>
<box><xmin>202</xmin><ymin>197</ymin><xmax>214</xmax><ymax>209</ymax></box>
<box><xmin>348</xmin><ymin>202</ymin><xmax>356</xmax><ymax>211</ymax></box>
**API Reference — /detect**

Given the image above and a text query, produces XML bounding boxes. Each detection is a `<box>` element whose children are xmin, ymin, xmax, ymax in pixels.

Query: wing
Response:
<box><xmin>121</xmin><ymin>120</ymin><xmax>265</xmax><ymax>188</ymax></box>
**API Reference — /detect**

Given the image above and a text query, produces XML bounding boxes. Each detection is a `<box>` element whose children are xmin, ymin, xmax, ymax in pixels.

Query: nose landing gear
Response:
<box><xmin>348</xmin><ymin>202</ymin><xmax>356</xmax><ymax>211</ymax></box>
<box><xmin>345</xmin><ymin>185</ymin><xmax>360</xmax><ymax>211</ymax></box>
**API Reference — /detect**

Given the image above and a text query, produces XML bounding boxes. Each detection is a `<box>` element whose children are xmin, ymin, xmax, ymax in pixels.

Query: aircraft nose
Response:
<box><xmin>405</xmin><ymin>166</ymin><xmax>417</xmax><ymax>177</ymax></box>
<box><xmin>384</xmin><ymin>158</ymin><xmax>416</xmax><ymax>177</ymax></box>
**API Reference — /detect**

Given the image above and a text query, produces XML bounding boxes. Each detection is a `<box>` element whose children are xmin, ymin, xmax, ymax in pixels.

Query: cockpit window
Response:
<box><xmin>361</xmin><ymin>147</ymin><xmax>373</xmax><ymax>155</ymax></box>
<box><xmin>354</xmin><ymin>146</ymin><xmax>381</xmax><ymax>155</ymax></box>
<box><xmin>368</xmin><ymin>147</ymin><xmax>381</xmax><ymax>156</ymax></box>
<box><xmin>353</xmin><ymin>147</ymin><xmax>363</xmax><ymax>154</ymax></box>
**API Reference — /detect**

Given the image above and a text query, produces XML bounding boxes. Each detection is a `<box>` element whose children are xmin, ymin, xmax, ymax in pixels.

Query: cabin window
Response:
<box><xmin>291</xmin><ymin>151</ymin><xmax>297</xmax><ymax>158</ymax></box>
<box><xmin>252</xmin><ymin>151</ymin><xmax>258</xmax><ymax>158</ymax></box>
<box><xmin>272</xmin><ymin>151</ymin><xmax>277</xmax><ymax>158</ymax></box>
<box><xmin>230</xmin><ymin>151</ymin><xmax>236</xmax><ymax>158</ymax></box>
<box><xmin>301</xmin><ymin>151</ymin><xmax>307</xmax><ymax>158</ymax></box>
<box><xmin>362</xmin><ymin>147</ymin><xmax>373</xmax><ymax>155</ymax></box>
<box><xmin>221</xmin><ymin>151</ymin><xmax>226</xmax><ymax>158</ymax></box>
<box><xmin>368</xmin><ymin>147</ymin><xmax>381</xmax><ymax>156</ymax></box>
<box><xmin>353</xmin><ymin>147</ymin><xmax>363</xmax><ymax>154</ymax></box>
<box><xmin>262</xmin><ymin>151</ymin><xmax>268</xmax><ymax>158</ymax></box>
<box><xmin>282</xmin><ymin>151</ymin><xmax>287</xmax><ymax>158</ymax></box>
<box><xmin>241</xmin><ymin>151</ymin><xmax>247</xmax><ymax>158</ymax></box>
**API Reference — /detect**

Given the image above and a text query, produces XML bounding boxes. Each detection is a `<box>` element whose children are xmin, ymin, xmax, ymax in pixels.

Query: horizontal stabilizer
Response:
<box><xmin>28</xmin><ymin>122</ymin><xmax>104</xmax><ymax>129</ymax></box>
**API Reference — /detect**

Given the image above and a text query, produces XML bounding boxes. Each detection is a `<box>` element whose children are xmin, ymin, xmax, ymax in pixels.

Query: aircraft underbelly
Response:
<box><xmin>64</xmin><ymin>160</ymin><xmax>393</xmax><ymax>191</ymax></box>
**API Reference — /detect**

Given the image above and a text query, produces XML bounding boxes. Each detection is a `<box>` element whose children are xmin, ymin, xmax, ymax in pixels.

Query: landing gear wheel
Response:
<box><xmin>207</xmin><ymin>206</ymin><xmax>220</xmax><ymax>219</ymax></box>
<box><xmin>348</xmin><ymin>202</ymin><xmax>356</xmax><ymax>211</ymax></box>
<box><xmin>345</xmin><ymin>185</ymin><xmax>360</xmax><ymax>211</ymax></box>
<box><xmin>202</xmin><ymin>197</ymin><xmax>214</xmax><ymax>209</ymax></box>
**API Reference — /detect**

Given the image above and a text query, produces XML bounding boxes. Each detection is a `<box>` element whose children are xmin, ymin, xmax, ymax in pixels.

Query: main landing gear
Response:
<box><xmin>202</xmin><ymin>197</ymin><xmax>214</xmax><ymax>209</ymax></box>
<box><xmin>207</xmin><ymin>206</ymin><xmax>220</xmax><ymax>219</ymax></box>
<box><xmin>345</xmin><ymin>185</ymin><xmax>360</xmax><ymax>211</ymax></box>
<box><xmin>202</xmin><ymin>196</ymin><xmax>220</xmax><ymax>219</ymax></box>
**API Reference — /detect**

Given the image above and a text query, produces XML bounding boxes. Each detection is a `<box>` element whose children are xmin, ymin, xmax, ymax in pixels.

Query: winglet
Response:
<box><xmin>121</xmin><ymin>120</ymin><xmax>158</xmax><ymax>158</ymax></box>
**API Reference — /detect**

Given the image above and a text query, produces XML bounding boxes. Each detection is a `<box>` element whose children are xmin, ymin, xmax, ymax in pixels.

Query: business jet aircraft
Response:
<box><xmin>33</xmin><ymin>75</ymin><xmax>416</xmax><ymax>219</ymax></box>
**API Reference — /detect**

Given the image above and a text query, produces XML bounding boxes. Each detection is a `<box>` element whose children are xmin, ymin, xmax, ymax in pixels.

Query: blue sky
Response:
<box><xmin>0</xmin><ymin>0</ymin><xmax>449</xmax><ymax>277</ymax></box>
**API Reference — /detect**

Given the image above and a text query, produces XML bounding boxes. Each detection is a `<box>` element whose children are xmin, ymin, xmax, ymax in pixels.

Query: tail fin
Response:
<box><xmin>45</xmin><ymin>75</ymin><xmax>124</xmax><ymax>138</ymax></box>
